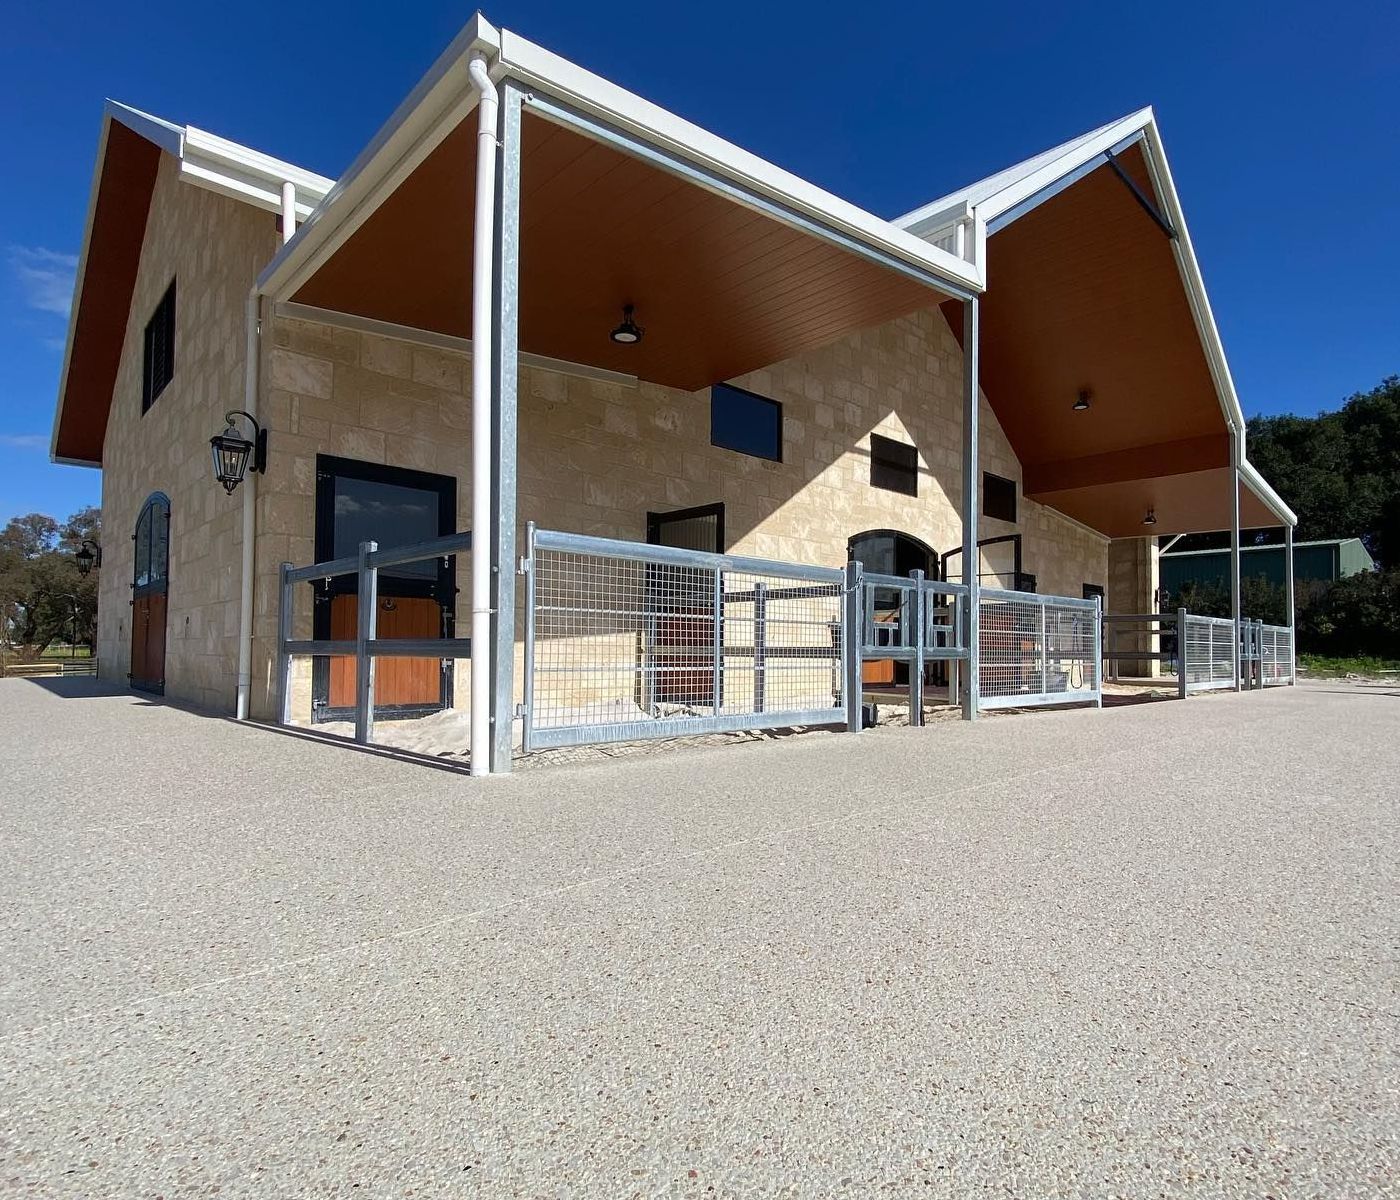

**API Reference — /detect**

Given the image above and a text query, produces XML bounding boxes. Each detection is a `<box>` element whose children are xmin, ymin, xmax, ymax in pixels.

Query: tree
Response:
<box><xmin>1247</xmin><ymin>375</ymin><xmax>1400</xmax><ymax>567</ymax></box>
<box><xmin>0</xmin><ymin>507</ymin><xmax>101</xmax><ymax>663</ymax></box>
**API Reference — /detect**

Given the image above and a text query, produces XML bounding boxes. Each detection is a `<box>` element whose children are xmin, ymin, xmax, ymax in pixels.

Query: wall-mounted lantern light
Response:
<box><xmin>1073</xmin><ymin>389</ymin><xmax>1091</xmax><ymax>411</ymax></box>
<box><xmin>609</xmin><ymin>304</ymin><xmax>643</xmax><ymax>345</ymax></box>
<box><xmin>1142</xmin><ymin>508</ymin><xmax>1158</xmax><ymax>527</ymax></box>
<box><xmin>210</xmin><ymin>409</ymin><xmax>268</xmax><ymax>495</ymax></box>
<box><xmin>75</xmin><ymin>539</ymin><xmax>102</xmax><ymax>577</ymax></box>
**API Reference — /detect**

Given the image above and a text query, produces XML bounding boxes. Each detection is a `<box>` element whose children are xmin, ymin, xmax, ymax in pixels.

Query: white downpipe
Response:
<box><xmin>234</xmin><ymin>289</ymin><xmax>259</xmax><ymax>719</ymax></box>
<box><xmin>234</xmin><ymin>182</ymin><xmax>297</xmax><ymax>720</ymax></box>
<box><xmin>467</xmin><ymin>54</ymin><xmax>498</xmax><ymax>777</ymax></box>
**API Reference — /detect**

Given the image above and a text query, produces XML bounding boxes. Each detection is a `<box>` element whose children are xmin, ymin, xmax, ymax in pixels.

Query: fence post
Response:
<box><xmin>276</xmin><ymin>562</ymin><xmax>294</xmax><ymax>725</ymax></box>
<box><xmin>712</xmin><ymin>567</ymin><xmax>724</xmax><ymax>716</ymax></box>
<box><xmin>1176</xmin><ymin>607</ymin><xmax>1188</xmax><ymax>700</ymax></box>
<box><xmin>354</xmin><ymin>540</ymin><xmax>378</xmax><ymax>745</ymax></box>
<box><xmin>520</xmin><ymin>523</ymin><xmax>536</xmax><ymax>753</ymax></box>
<box><xmin>1038</xmin><ymin>595</ymin><xmax>1049</xmax><ymax>696</ymax></box>
<box><xmin>948</xmin><ymin>586</ymin><xmax>961</xmax><ymax>708</ymax></box>
<box><xmin>753</xmin><ymin>582</ymin><xmax>768</xmax><ymax>715</ymax></box>
<box><xmin>910</xmin><ymin>570</ymin><xmax>925</xmax><ymax>727</ymax></box>
<box><xmin>1093</xmin><ymin>594</ymin><xmax>1103</xmax><ymax>708</ymax></box>
<box><xmin>843</xmin><ymin>560</ymin><xmax>863</xmax><ymax>732</ymax></box>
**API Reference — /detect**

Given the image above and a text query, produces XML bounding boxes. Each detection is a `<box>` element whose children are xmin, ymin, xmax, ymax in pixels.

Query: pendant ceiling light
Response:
<box><xmin>1142</xmin><ymin>508</ymin><xmax>1158</xmax><ymax>527</ymax></box>
<box><xmin>609</xmin><ymin>304</ymin><xmax>643</xmax><ymax>345</ymax></box>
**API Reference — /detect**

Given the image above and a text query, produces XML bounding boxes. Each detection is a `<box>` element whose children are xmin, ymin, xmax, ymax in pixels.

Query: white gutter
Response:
<box><xmin>466</xmin><ymin>53</ymin><xmax>498</xmax><ymax>777</ymax></box>
<box><xmin>235</xmin><ymin>180</ymin><xmax>298</xmax><ymax>721</ymax></box>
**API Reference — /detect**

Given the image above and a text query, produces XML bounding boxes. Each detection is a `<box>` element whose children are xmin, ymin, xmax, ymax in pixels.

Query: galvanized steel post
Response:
<box><xmin>843</xmin><ymin>560</ymin><xmax>864</xmax><ymax>731</ymax></box>
<box><xmin>354</xmin><ymin>540</ymin><xmax>378</xmax><ymax>745</ymax></box>
<box><xmin>489</xmin><ymin>78</ymin><xmax>524</xmax><ymax>775</ymax></box>
<box><xmin>961</xmin><ymin>297</ymin><xmax>981</xmax><ymax>721</ymax></box>
<box><xmin>276</xmin><ymin>562</ymin><xmax>294</xmax><ymax>725</ymax></box>
<box><xmin>910</xmin><ymin>569</ymin><xmax>925</xmax><ymax>727</ymax></box>
<box><xmin>1176</xmin><ymin>607</ymin><xmax>1188</xmax><ymax>700</ymax></box>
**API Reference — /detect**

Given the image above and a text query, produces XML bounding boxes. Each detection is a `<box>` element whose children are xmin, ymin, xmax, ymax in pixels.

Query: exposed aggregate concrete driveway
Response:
<box><xmin>1</xmin><ymin>676</ymin><xmax>1396</xmax><ymax>1197</ymax></box>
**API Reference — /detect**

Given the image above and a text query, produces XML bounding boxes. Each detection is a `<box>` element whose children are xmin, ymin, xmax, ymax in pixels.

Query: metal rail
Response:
<box><xmin>275</xmin><ymin>530</ymin><xmax>473</xmax><ymax>744</ymax></box>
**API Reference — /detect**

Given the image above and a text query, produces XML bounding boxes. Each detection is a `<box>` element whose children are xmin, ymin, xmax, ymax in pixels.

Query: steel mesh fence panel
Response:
<box><xmin>525</xmin><ymin>529</ymin><xmax>847</xmax><ymax>749</ymax></box>
<box><xmin>1183</xmin><ymin>615</ymin><xmax>1236</xmax><ymax>692</ymax></box>
<box><xmin>1260</xmin><ymin>624</ymin><xmax>1294</xmax><ymax>686</ymax></box>
<box><xmin>977</xmin><ymin>587</ymin><xmax>1100</xmax><ymax>709</ymax></box>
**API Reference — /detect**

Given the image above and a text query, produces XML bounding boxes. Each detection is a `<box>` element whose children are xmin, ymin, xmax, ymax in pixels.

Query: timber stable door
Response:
<box><xmin>129</xmin><ymin>493</ymin><xmax>170</xmax><ymax>694</ymax></box>
<box><xmin>311</xmin><ymin>456</ymin><xmax>457</xmax><ymax>723</ymax></box>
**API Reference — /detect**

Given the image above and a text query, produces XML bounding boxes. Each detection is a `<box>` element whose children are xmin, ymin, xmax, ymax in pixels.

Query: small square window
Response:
<box><xmin>870</xmin><ymin>434</ymin><xmax>918</xmax><ymax>497</ymax></box>
<box><xmin>142</xmin><ymin>280</ymin><xmax>176</xmax><ymax>413</ymax></box>
<box><xmin>710</xmin><ymin>383</ymin><xmax>782</xmax><ymax>462</ymax></box>
<box><xmin>983</xmin><ymin>471</ymin><xmax>1017</xmax><ymax>523</ymax></box>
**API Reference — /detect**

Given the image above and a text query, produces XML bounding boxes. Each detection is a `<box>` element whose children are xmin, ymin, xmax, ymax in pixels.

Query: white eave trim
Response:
<box><xmin>1239</xmin><ymin>458</ymin><xmax>1298</xmax><ymax>527</ymax></box>
<box><xmin>258</xmin><ymin>14</ymin><xmax>985</xmax><ymax>302</ymax></box>
<box><xmin>181</xmin><ymin>127</ymin><xmax>333</xmax><ymax>219</ymax></box>
<box><xmin>257</xmin><ymin>14</ymin><xmax>503</xmax><ymax>300</ymax></box>
<box><xmin>899</xmin><ymin>107</ymin><xmax>1273</xmax><ymax>505</ymax></box>
<box><xmin>103</xmin><ymin>100</ymin><xmax>334</xmax><ymax>220</ymax></box>
<box><xmin>495</xmin><ymin>29</ymin><xmax>982</xmax><ymax>296</ymax></box>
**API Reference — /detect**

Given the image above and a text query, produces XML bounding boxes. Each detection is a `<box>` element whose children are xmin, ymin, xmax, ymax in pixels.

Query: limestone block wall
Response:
<box><xmin>1108</xmin><ymin>537</ymin><xmax>1162</xmax><ymax>676</ymax></box>
<box><xmin>96</xmin><ymin>154</ymin><xmax>277</xmax><ymax>712</ymax></box>
<box><xmin>248</xmin><ymin>306</ymin><xmax>1109</xmax><ymax>720</ymax></box>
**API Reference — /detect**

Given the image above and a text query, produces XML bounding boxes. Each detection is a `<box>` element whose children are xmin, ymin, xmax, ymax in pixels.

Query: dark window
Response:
<box><xmin>647</xmin><ymin>503</ymin><xmax>724</xmax><ymax>553</ymax></box>
<box><xmin>711</xmin><ymin>383</ymin><xmax>782</xmax><ymax>462</ymax></box>
<box><xmin>983</xmin><ymin>472</ymin><xmax>1017</xmax><ymax>523</ymax></box>
<box><xmin>871</xmin><ymin>434</ymin><xmax>918</xmax><ymax>497</ymax></box>
<box><xmin>142</xmin><ymin>281</ymin><xmax>176</xmax><ymax>413</ymax></box>
<box><xmin>132</xmin><ymin>493</ymin><xmax>170</xmax><ymax>593</ymax></box>
<box><xmin>1083</xmin><ymin>583</ymin><xmax>1105</xmax><ymax>602</ymax></box>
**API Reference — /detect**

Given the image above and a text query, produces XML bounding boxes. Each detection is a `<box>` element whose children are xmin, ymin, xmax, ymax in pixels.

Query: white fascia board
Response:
<box><xmin>105</xmin><ymin>100</ymin><xmax>184</xmax><ymax>156</ymax></box>
<box><xmin>181</xmin><ymin>127</ymin><xmax>333</xmax><ymax>218</ymax></box>
<box><xmin>902</xmin><ymin>106</ymin><xmax>1257</xmax><ymax>470</ymax></box>
<box><xmin>1138</xmin><ymin>120</ymin><xmax>1246</xmax><ymax>437</ymax></box>
<box><xmin>896</xmin><ymin>110</ymin><xmax>1151</xmax><ymax>233</ymax></box>
<box><xmin>257</xmin><ymin>14</ymin><xmax>502</xmax><ymax>300</ymax></box>
<box><xmin>496</xmin><ymin>29</ymin><xmax>983</xmax><ymax>296</ymax></box>
<box><xmin>50</xmin><ymin>112</ymin><xmax>116</xmax><ymax>465</ymax></box>
<box><xmin>1239</xmin><ymin>458</ymin><xmax>1298</xmax><ymax>527</ymax></box>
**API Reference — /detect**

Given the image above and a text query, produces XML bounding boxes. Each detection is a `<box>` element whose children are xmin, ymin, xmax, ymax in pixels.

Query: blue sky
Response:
<box><xmin>2</xmin><ymin>0</ymin><xmax>1396</xmax><ymax>524</ymax></box>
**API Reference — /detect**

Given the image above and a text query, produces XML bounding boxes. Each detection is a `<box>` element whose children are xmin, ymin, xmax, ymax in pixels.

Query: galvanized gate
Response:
<box><xmin>977</xmin><ymin>587</ymin><xmax>1102</xmax><ymax>710</ymax></box>
<box><xmin>521</xmin><ymin>526</ymin><xmax>856</xmax><ymax>750</ymax></box>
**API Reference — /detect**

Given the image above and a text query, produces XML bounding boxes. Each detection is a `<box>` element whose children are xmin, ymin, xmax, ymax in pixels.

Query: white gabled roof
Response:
<box><xmin>893</xmin><ymin>106</ymin><xmax>1297</xmax><ymax>529</ymax></box>
<box><xmin>106</xmin><ymin>99</ymin><xmax>335</xmax><ymax>220</ymax></box>
<box><xmin>257</xmin><ymin>12</ymin><xmax>985</xmax><ymax>302</ymax></box>
<box><xmin>896</xmin><ymin>109</ymin><xmax>1153</xmax><ymax>239</ymax></box>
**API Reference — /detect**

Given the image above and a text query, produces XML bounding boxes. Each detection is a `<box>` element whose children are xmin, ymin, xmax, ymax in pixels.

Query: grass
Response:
<box><xmin>38</xmin><ymin>645</ymin><xmax>93</xmax><ymax>660</ymax></box>
<box><xmin>1299</xmin><ymin>653</ymin><xmax>1400</xmax><ymax>677</ymax></box>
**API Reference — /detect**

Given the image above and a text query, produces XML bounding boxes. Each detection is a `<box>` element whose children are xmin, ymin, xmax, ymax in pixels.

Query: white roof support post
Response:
<box><xmin>467</xmin><ymin>54</ymin><xmax>499</xmax><ymax>777</ymax></box>
<box><xmin>234</xmin><ymin>181</ymin><xmax>297</xmax><ymax>721</ymax></box>
<box><xmin>962</xmin><ymin>297</ymin><xmax>981</xmax><ymax>721</ymax></box>
<box><xmin>1285</xmin><ymin>523</ymin><xmax>1296</xmax><ymax>684</ymax></box>
<box><xmin>488</xmin><ymin>79</ymin><xmax>524</xmax><ymax>775</ymax></box>
<box><xmin>1230</xmin><ymin>435</ymin><xmax>1242</xmax><ymax>693</ymax></box>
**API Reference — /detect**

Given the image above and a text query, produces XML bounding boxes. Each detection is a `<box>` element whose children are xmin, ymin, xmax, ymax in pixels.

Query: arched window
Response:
<box><xmin>847</xmin><ymin>529</ymin><xmax>937</xmax><ymax>581</ymax></box>
<box><xmin>132</xmin><ymin>493</ymin><xmax>171</xmax><ymax>594</ymax></box>
<box><xmin>130</xmin><ymin>493</ymin><xmax>170</xmax><ymax>694</ymax></box>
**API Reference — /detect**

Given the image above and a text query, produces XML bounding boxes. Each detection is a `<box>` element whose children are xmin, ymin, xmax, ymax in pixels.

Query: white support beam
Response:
<box><xmin>962</xmin><ymin>297</ymin><xmax>981</xmax><ymax>720</ymax></box>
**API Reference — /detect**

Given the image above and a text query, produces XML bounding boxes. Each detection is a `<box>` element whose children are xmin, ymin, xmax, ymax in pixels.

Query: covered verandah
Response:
<box><xmin>250</xmin><ymin>17</ymin><xmax>989</xmax><ymax>774</ymax></box>
<box><xmin>249</xmin><ymin>20</ymin><xmax>1294</xmax><ymax>773</ymax></box>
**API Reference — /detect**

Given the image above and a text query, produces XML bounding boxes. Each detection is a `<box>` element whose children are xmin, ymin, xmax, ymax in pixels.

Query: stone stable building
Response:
<box><xmin>51</xmin><ymin>14</ymin><xmax>1297</xmax><ymax>771</ymax></box>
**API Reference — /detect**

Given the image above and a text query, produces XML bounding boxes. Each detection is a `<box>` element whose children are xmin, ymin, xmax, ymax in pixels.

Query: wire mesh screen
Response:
<box><xmin>977</xmin><ymin>588</ymin><xmax>1100</xmax><ymax>709</ymax></box>
<box><xmin>1260</xmin><ymin>624</ymin><xmax>1294</xmax><ymax>686</ymax></box>
<box><xmin>525</xmin><ymin>529</ymin><xmax>847</xmax><ymax>749</ymax></box>
<box><xmin>1183</xmin><ymin>615</ymin><xmax>1236</xmax><ymax>692</ymax></box>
